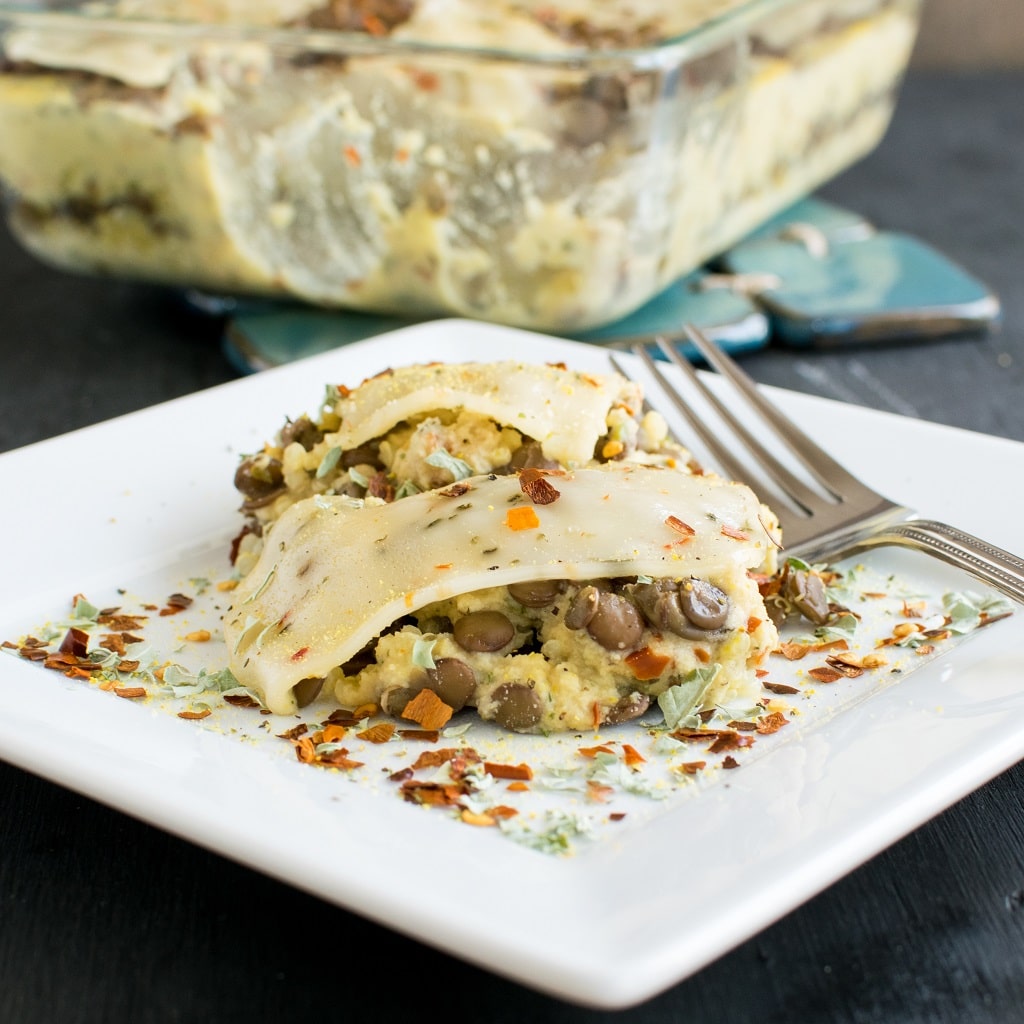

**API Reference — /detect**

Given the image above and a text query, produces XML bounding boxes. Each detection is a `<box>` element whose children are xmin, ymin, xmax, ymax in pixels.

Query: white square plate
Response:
<box><xmin>2</xmin><ymin>319</ymin><xmax>1022</xmax><ymax>1010</ymax></box>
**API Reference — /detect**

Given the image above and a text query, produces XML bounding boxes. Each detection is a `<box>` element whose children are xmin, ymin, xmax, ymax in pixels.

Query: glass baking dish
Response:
<box><xmin>0</xmin><ymin>0</ymin><xmax>921</xmax><ymax>332</ymax></box>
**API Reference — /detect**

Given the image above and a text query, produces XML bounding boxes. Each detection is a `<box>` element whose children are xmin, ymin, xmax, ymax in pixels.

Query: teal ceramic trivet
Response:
<box><xmin>721</xmin><ymin>229</ymin><xmax>1001</xmax><ymax>346</ymax></box>
<box><xmin>221</xmin><ymin>268</ymin><xmax>770</xmax><ymax>374</ymax></box>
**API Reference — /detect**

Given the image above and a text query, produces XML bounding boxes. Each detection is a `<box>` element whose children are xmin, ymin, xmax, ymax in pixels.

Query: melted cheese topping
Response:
<box><xmin>223</xmin><ymin>463</ymin><xmax>774</xmax><ymax>714</ymax></box>
<box><xmin>332</xmin><ymin>361</ymin><xmax>641</xmax><ymax>467</ymax></box>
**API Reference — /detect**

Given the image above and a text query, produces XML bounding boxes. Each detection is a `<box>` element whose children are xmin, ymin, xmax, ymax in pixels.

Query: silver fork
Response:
<box><xmin>610</xmin><ymin>324</ymin><xmax>1024</xmax><ymax>604</ymax></box>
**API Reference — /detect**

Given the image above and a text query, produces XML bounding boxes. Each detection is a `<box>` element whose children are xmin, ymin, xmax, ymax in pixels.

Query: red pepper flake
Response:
<box><xmin>277</xmin><ymin>723</ymin><xmax>309</xmax><ymax>740</ymax></box>
<box><xmin>722</xmin><ymin>756</ymin><xmax>741</xmax><ymax>769</ymax></box>
<box><xmin>756</xmin><ymin>711</ymin><xmax>789</xmax><ymax>734</ymax></box>
<box><xmin>98</xmin><ymin>613</ymin><xmax>147</xmax><ymax>631</ymax></box>
<box><xmin>290</xmin><ymin>646</ymin><xmax>310</xmax><ymax>662</ymax></box>
<box><xmin>408</xmin><ymin>68</ymin><xmax>439</xmax><ymax>92</ymax></box>
<box><xmin>460</xmin><ymin>810</ymin><xmax>497</xmax><ymax>827</ymax></box>
<box><xmin>484</xmin><ymin>761</ymin><xmax>533</xmax><ymax>781</ymax></box>
<box><xmin>113</xmin><ymin>686</ymin><xmax>146</xmax><ymax>699</ymax></box>
<box><xmin>400</xmin><ymin>781</ymin><xmax>466</xmax><ymax>807</ymax></box>
<box><xmin>721</xmin><ymin>524</ymin><xmax>749</xmax><ymax>541</ymax></box>
<box><xmin>519</xmin><ymin>468</ymin><xmax>561</xmax><ymax>505</ymax></box>
<box><xmin>763</xmin><ymin>680</ymin><xmax>800</xmax><ymax>694</ymax></box>
<box><xmin>158</xmin><ymin>593</ymin><xmax>193</xmax><ymax>617</ymax></box>
<box><xmin>609</xmin><ymin>812</ymin><xmax>627</xmax><ymax>822</ymax></box>
<box><xmin>487</xmin><ymin>805</ymin><xmax>519</xmax><ymax>821</ymax></box>
<box><xmin>223</xmin><ymin>692</ymin><xmax>261</xmax><ymax>708</ymax></box>
<box><xmin>397</xmin><ymin>728</ymin><xmax>441</xmax><ymax>742</ymax></box>
<box><xmin>117</xmin><ymin>660</ymin><xmax>140</xmax><ymax>673</ymax></box>
<box><xmin>361</xmin><ymin>12</ymin><xmax>387</xmax><ymax>34</ymax></box>
<box><xmin>58</xmin><ymin>627</ymin><xmax>90</xmax><ymax>657</ymax></box>
<box><xmin>505</xmin><ymin>505</ymin><xmax>540</xmax><ymax>531</ymax></box>
<box><xmin>577</xmin><ymin>744</ymin><xmax>615</xmax><ymax>759</ymax></box>
<box><xmin>665</xmin><ymin>515</ymin><xmax>695</xmax><ymax>538</ymax></box>
<box><xmin>320</xmin><ymin>723</ymin><xmax>347</xmax><ymax>743</ymax></box>
<box><xmin>586</xmin><ymin>780</ymin><xmax>615</xmax><ymax>803</ymax></box>
<box><xmin>293</xmin><ymin>737</ymin><xmax>316</xmax><ymax>763</ymax></box>
<box><xmin>357</xmin><ymin>722</ymin><xmax>396</xmax><ymax>743</ymax></box>
<box><xmin>410</xmin><ymin>747</ymin><xmax>481</xmax><ymax>770</ymax></box>
<box><xmin>823</xmin><ymin>656</ymin><xmax>864</xmax><ymax>678</ymax></box>
<box><xmin>777</xmin><ymin>638</ymin><xmax>848</xmax><ymax>661</ymax></box>
<box><xmin>621</xmin><ymin>744</ymin><xmax>645</xmax><ymax>767</ymax></box>
<box><xmin>506</xmin><ymin>781</ymin><xmax>530</xmax><ymax>792</ymax></box>
<box><xmin>624</xmin><ymin>646</ymin><xmax>671</xmax><ymax>680</ymax></box>
<box><xmin>807</xmin><ymin>666</ymin><xmax>843</xmax><ymax>684</ymax></box>
<box><xmin>343</xmin><ymin>144</ymin><xmax>362</xmax><ymax>167</ymax></box>
<box><xmin>707</xmin><ymin>732</ymin><xmax>754</xmax><ymax>754</ymax></box>
<box><xmin>177</xmin><ymin>708</ymin><xmax>212</xmax><ymax>720</ymax></box>
<box><xmin>676</xmin><ymin>761</ymin><xmax>707</xmax><ymax>775</ymax></box>
<box><xmin>318</xmin><ymin>748</ymin><xmax>364</xmax><ymax>769</ymax></box>
<box><xmin>400</xmin><ymin>688</ymin><xmax>453</xmax><ymax>730</ymax></box>
<box><xmin>438</xmin><ymin>481</ymin><xmax>471</xmax><ymax>498</ymax></box>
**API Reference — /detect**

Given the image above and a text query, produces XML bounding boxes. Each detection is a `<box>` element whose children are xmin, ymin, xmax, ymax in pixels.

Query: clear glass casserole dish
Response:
<box><xmin>0</xmin><ymin>0</ymin><xmax>921</xmax><ymax>331</ymax></box>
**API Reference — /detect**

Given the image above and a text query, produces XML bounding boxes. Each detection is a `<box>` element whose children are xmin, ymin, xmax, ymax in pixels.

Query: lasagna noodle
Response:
<box><xmin>223</xmin><ymin>463</ymin><xmax>778</xmax><ymax>725</ymax></box>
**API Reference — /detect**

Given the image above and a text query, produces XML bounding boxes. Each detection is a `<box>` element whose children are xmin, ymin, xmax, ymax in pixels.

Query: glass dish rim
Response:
<box><xmin>0</xmin><ymin>0</ymin><xmax>833</xmax><ymax>70</ymax></box>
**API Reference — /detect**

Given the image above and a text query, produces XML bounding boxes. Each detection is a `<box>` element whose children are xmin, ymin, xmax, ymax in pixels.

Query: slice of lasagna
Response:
<box><xmin>223</xmin><ymin>463</ymin><xmax>780</xmax><ymax>733</ymax></box>
<box><xmin>230</xmin><ymin>359</ymin><xmax>687</xmax><ymax>574</ymax></box>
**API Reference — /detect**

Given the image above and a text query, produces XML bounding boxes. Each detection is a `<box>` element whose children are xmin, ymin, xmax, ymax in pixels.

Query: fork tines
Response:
<box><xmin>608</xmin><ymin>325</ymin><xmax>897</xmax><ymax>551</ymax></box>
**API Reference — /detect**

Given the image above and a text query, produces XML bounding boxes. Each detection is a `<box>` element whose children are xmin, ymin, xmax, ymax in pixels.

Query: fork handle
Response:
<box><xmin>863</xmin><ymin>519</ymin><xmax>1024</xmax><ymax>605</ymax></box>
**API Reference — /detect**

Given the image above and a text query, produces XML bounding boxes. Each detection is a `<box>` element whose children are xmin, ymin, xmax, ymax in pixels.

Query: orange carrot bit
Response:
<box><xmin>577</xmin><ymin>744</ymin><xmax>615</xmax><ymax>759</ymax></box>
<box><xmin>621</xmin><ymin>743</ymin><xmax>646</xmax><ymax>767</ymax></box>
<box><xmin>505</xmin><ymin>505</ymin><xmax>540</xmax><ymax>531</ymax></box>
<box><xmin>358</xmin><ymin>722</ymin><xmax>396</xmax><ymax>744</ymax></box>
<box><xmin>693</xmin><ymin>647</ymin><xmax>711</xmax><ymax>664</ymax></box>
<box><xmin>676</xmin><ymin>760</ymin><xmax>707</xmax><ymax>775</ymax></box>
<box><xmin>586</xmin><ymin>780</ymin><xmax>615</xmax><ymax>803</ymax></box>
<box><xmin>351</xmin><ymin>703</ymin><xmax>379</xmax><ymax>720</ymax></box>
<box><xmin>400</xmin><ymin>688</ymin><xmax>453</xmax><ymax>731</ymax></box>
<box><xmin>746</xmin><ymin>616</ymin><xmax>763</xmax><ymax>633</ymax></box>
<box><xmin>506</xmin><ymin>781</ymin><xmax>530</xmax><ymax>792</ymax></box>
<box><xmin>625</xmin><ymin>646</ymin><xmax>671</xmax><ymax>680</ymax></box>
<box><xmin>483</xmin><ymin>761</ymin><xmax>533</xmax><ymax>781</ymax></box>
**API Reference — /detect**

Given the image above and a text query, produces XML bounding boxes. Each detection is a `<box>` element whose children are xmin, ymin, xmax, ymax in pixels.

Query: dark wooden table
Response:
<box><xmin>2</xmin><ymin>70</ymin><xmax>1023</xmax><ymax>1023</ymax></box>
